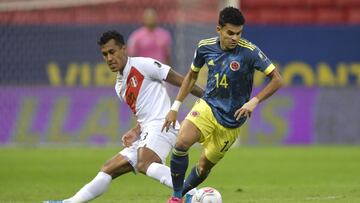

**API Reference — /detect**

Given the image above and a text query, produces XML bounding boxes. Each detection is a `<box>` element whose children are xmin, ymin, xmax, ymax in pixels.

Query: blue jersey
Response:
<box><xmin>191</xmin><ymin>37</ymin><xmax>275</xmax><ymax>128</ymax></box>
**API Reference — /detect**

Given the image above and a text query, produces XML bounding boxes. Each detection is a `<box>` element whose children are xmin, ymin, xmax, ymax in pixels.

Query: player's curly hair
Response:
<box><xmin>98</xmin><ymin>30</ymin><xmax>125</xmax><ymax>46</ymax></box>
<box><xmin>218</xmin><ymin>7</ymin><xmax>245</xmax><ymax>27</ymax></box>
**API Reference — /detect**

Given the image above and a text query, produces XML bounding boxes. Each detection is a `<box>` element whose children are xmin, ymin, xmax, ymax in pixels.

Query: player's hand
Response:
<box><xmin>121</xmin><ymin>129</ymin><xmax>138</xmax><ymax>147</ymax></box>
<box><xmin>161</xmin><ymin>110</ymin><xmax>178</xmax><ymax>132</ymax></box>
<box><xmin>234</xmin><ymin>97</ymin><xmax>259</xmax><ymax>120</ymax></box>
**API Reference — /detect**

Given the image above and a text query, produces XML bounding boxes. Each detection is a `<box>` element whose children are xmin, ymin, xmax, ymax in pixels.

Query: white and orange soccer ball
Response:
<box><xmin>191</xmin><ymin>187</ymin><xmax>222</xmax><ymax>203</ymax></box>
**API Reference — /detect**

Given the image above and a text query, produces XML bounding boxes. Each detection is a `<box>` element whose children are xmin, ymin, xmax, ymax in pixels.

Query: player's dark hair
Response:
<box><xmin>218</xmin><ymin>7</ymin><xmax>245</xmax><ymax>27</ymax></box>
<box><xmin>98</xmin><ymin>30</ymin><xmax>125</xmax><ymax>47</ymax></box>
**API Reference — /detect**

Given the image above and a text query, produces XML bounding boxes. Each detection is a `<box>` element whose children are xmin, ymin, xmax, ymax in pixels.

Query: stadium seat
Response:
<box><xmin>316</xmin><ymin>8</ymin><xmax>345</xmax><ymax>24</ymax></box>
<box><xmin>242</xmin><ymin>9</ymin><xmax>260</xmax><ymax>24</ymax></box>
<box><xmin>42</xmin><ymin>9</ymin><xmax>74</xmax><ymax>24</ymax></box>
<box><xmin>254</xmin><ymin>9</ymin><xmax>284</xmax><ymax>24</ymax></box>
<box><xmin>241</xmin><ymin>0</ymin><xmax>302</xmax><ymax>8</ymax></box>
<box><xmin>336</xmin><ymin>0</ymin><xmax>360</xmax><ymax>7</ymax></box>
<box><xmin>347</xmin><ymin>8</ymin><xmax>360</xmax><ymax>24</ymax></box>
<box><xmin>12</xmin><ymin>11</ymin><xmax>42</xmax><ymax>24</ymax></box>
<box><xmin>247</xmin><ymin>8</ymin><xmax>315</xmax><ymax>25</ymax></box>
<box><xmin>304</xmin><ymin>0</ymin><xmax>335</xmax><ymax>7</ymax></box>
<box><xmin>284</xmin><ymin>9</ymin><xmax>315</xmax><ymax>24</ymax></box>
<box><xmin>0</xmin><ymin>12</ymin><xmax>11</xmax><ymax>23</ymax></box>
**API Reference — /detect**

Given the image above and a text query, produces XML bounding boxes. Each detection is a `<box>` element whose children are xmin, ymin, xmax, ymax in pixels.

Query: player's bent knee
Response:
<box><xmin>136</xmin><ymin>160</ymin><xmax>151</xmax><ymax>174</ymax></box>
<box><xmin>100</xmin><ymin>155</ymin><xmax>133</xmax><ymax>178</ymax></box>
<box><xmin>100</xmin><ymin>165</ymin><xmax>114</xmax><ymax>176</ymax></box>
<box><xmin>176</xmin><ymin>124</ymin><xmax>201</xmax><ymax>149</ymax></box>
<box><xmin>101</xmin><ymin>160</ymin><xmax>113</xmax><ymax>173</ymax></box>
<box><xmin>174</xmin><ymin>137</ymin><xmax>194</xmax><ymax>150</ymax></box>
<box><xmin>174</xmin><ymin>142</ymin><xmax>190</xmax><ymax>151</ymax></box>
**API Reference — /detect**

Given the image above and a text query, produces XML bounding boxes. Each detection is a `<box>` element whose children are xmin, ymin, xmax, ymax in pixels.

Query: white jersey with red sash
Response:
<box><xmin>115</xmin><ymin>56</ymin><xmax>171</xmax><ymax>129</ymax></box>
<box><xmin>115</xmin><ymin>57</ymin><xmax>178</xmax><ymax>169</ymax></box>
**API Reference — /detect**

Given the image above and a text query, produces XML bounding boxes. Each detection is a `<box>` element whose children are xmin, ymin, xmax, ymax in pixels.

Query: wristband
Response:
<box><xmin>250</xmin><ymin>97</ymin><xmax>259</xmax><ymax>104</ymax></box>
<box><xmin>170</xmin><ymin>100</ymin><xmax>182</xmax><ymax>112</ymax></box>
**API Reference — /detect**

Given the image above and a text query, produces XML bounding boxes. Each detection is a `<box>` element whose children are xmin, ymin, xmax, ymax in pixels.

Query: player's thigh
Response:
<box><xmin>202</xmin><ymin>126</ymin><xmax>241</xmax><ymax>164</ymax></box>
<box><xmin>138</xmin><ymin>126</ymin><xmax>177</xmax><ymax>164</ymax></box>
<box><xmin>118</xmin><ymin>139</ymin><xmax>141</xmax><ymax>173</ymax></box>
<box><xmin>101</xmin><ymin>153</ymin><xmax>133</xmax><ymax>178</ymax></box>
<box><xmin>178</xmin><ymin>99</ymin><xmax>215</xmax><ymax>150</ymax></box>
<box><xmin>137</xmin><ymin>147</ymin><xmax>162</xmax><ymax>172</ymax></box>
<box><xmin>175</xmin><ymin>119</ymin><xmax>201</xmax><ymax>150</ymax></box>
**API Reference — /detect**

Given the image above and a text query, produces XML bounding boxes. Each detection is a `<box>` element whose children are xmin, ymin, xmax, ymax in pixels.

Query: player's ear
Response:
<box><xmin>122</xmin><ymin>45</ymin><xmax>127</xmax><ymax>53</ymax></box>
<box><xmin>216</xmin><ymin>25</ymin><xmax>221</xmax><ymax>34</ymax></box>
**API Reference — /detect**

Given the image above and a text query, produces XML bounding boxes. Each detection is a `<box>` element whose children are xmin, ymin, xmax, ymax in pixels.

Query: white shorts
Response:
<box><xmin>119</xmin><ymin>123</ymin><xmax>178</xmax><ymax>173</ymax></box>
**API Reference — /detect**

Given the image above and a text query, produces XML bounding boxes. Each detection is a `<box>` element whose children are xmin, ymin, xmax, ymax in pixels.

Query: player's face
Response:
<box><xmin>217</xmin><ymin>23</ymin><xmax>243</xmax><ymax>50</ymax></box>
<box><xmin>100</xmin><ymin>39</ymin><xmax>128</xmax><ymax>73</ymax></box>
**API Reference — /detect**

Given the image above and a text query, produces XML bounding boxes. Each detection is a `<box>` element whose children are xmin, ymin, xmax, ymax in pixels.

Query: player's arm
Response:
<box><xmin>121</xmin><ymin>122</ymin><xmax>141</xmax><ymax>147</ymax></box>
<box><xmin>165</xmin><ymin>68</ymin><xmax>203</xmax><ymax>98</ymax></box>
<box><xmin>162</xmin><ymin>69</ymin><xmax>200</xmax><ymax>132</ymax></box>
<box><xmin>234</xmin><ymin>67</ymin><xmax>283</xmax><ymax>119</ymax></box>
<box><xmin>255</xmin><ymin>67</ymin><xmax>283</xmax><ymax>102</ymax></box>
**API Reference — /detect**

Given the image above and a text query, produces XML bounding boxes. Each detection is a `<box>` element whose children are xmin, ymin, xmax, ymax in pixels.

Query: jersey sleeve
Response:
<box><xmin>190</xmin><ymin>43</ymin><xmax>206</xmax><ymax>73</ymax></box>
<box><xmin>251</xmin><ymin>46</ymin><xmax>275</xmax><ymax>75</ymax></box>
<box><xmin>142</xmin><ymin>58</ymin><xmax>171</xmax><ymax>81</ymax></box>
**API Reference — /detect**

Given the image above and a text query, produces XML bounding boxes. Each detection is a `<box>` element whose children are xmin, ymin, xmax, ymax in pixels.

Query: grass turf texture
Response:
<box><xmin>0</xmin><ymin>146</ymin><xmax>359</xmax><ymax>203</ymax></box>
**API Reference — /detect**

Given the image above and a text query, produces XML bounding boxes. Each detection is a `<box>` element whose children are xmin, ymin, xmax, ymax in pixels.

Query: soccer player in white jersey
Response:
<box><xmin>44</xmin><ymin>30</ymin><xmax>203</xmax><ymax>203</ymax></box>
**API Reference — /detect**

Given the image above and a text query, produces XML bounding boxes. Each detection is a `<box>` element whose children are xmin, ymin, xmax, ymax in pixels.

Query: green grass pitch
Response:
<box><xmin>1</xmin><ymin>146</ymin><xmax>359</xmax><ymax>203</ymax></box>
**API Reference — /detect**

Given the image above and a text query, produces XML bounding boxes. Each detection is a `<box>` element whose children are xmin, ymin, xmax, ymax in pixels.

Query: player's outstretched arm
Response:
<box><xmin>234</xmin><ymin>68</ymin><xmax>283</xmax><ymax>120</ymax></box>
<box><xmin>165</xmin><ymin>68</ymin><xmax>203</xmax><ymax>98</ymax></box>
<box><xmin>162</xmin><ymin>69</ymin><xmax>199</xmax><ymax>132</ymax></box>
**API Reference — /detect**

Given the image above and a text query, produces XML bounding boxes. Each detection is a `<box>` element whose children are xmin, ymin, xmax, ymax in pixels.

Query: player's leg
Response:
<box><xmin>170</xmin><ymin>120</ymin><xmax>201</xmax><ymax>199</ymax></box>
<box><xmin>135</xmin><ymin>127</ymin><xmax>198</xmax><ymax>201</ymax></box>
<box><xmin>137</xmin><ymin>146</ymin><xmax>175</xmax><ymax>188</ymax></box>
<box><xmin>135</xmin><ymin>125</ymin><xmax>176</xmax><ymax>188</ymax></box>
<box><xmin>63</xmin><ymin>153</ymin><xmax>133</xmax><ymax>203</ymax></box>
<box><xmin>182</xmin><ymin>109</ymin><xmax>242</xmax><ymax>202</ymax></box>
<box><xmin>168</xmin><ymin>99</ymin><xmax>215</xmax><ymax>202</ymax></box>
<box><xmin>182</xmin><ymin>151</ymin><xmax>215</xmax><ymax>196</ymax></box>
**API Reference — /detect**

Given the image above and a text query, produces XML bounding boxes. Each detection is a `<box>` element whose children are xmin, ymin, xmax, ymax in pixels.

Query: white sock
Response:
<box><xmin>146</xmin><ymin>163</ymin><xmax>173</xmax><ymax>188</ymax></box>
<box><xmin>146</xmin><ymin>163</ymin><xmax>197</xmax><ymax>196</ymax></box>
<box><xmin>63</xmin><ymin>172</ymin><xmax>112</xmax><ymax>203</ymax></box>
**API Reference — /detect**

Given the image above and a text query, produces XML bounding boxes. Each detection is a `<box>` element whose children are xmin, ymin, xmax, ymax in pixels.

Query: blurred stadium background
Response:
<box><xmin>1</xmin><ymin>0</ymin><xmax>360</xmax><ymax>146</ymax></box>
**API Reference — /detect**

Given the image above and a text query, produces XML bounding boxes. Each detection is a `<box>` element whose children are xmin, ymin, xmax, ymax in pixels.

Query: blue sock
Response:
<box><xmin>170</xmin><ymin>147</ymin><xmax>189</xmax><ymax>198</ymax></box>
<box><xmin>182</xmin><ymin>165</ymin><xmax>210</xmax><ymax>196</ymax></box>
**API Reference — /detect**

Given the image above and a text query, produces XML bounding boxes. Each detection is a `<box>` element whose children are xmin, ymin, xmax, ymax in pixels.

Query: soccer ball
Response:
<box><xmin>191</xmin><ymin>187</ymin><xmax>222</xmax><ymax>203</ymax></box>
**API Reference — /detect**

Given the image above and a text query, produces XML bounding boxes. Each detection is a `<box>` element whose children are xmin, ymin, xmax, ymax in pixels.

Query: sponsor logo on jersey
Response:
<box><xmin>190</xmin><ymin>111</ymin><xmax>200</xmax><ymax>117</ymax></box>
<box><xmin>230</xmin><ymin>61</ymin><xmax>240</xmax><ymax>71</ymax></box>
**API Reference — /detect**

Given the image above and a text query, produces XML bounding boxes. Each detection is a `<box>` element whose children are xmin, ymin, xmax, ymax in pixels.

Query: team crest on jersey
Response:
<box><xmin>230</xmin><ymin>61</ymin><xmax>240</xmax><ymax>71</ymax></box>
<box><xmin>129</xmin><ymin>76</ymin><xmax>138</xmax><ymax>87</ymax></box>
<box><xmin>190</xmin><ymin>111</ymin><xmax>200</xmax><ymax>117</ymax></box>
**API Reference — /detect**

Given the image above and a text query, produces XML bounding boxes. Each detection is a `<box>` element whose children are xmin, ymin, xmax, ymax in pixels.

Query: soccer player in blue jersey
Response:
<box><xmin>162</xmin><ymin>7</ymin><xmax>283</xmax><ymax>203</ymax></box>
